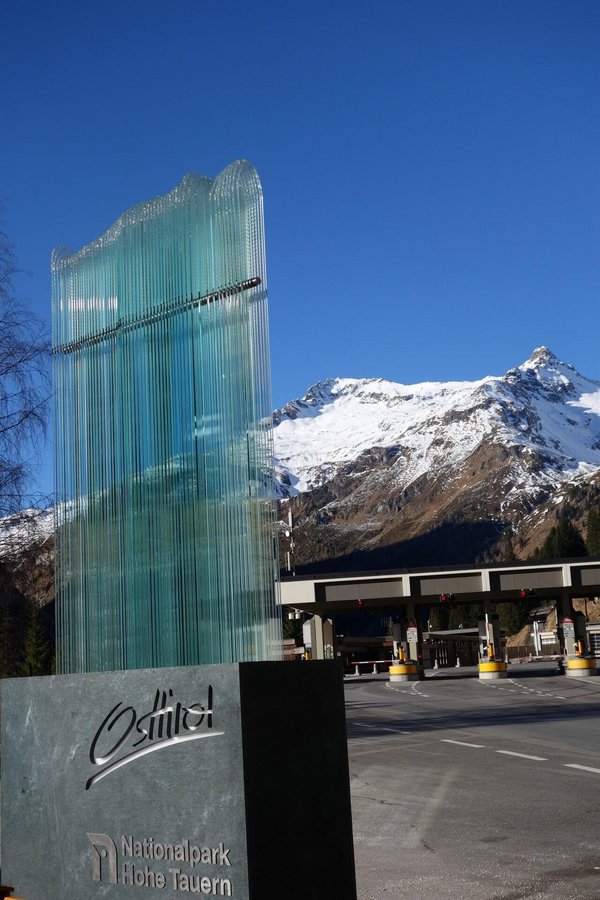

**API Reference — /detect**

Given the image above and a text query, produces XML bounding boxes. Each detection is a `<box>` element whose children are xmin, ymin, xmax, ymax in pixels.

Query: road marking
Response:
<box><xmin>385</xmin><ymin>682</ymin><xmax>429</xmax><ymax>697</ymax></box>
<box><xmin>496</xmin><ymin>750</ymin><xmax>548</xmax><ymax>761</ymax></box>
<box><xmin>353</xmin><ymin>722</ymin><xmax>411</xmax><ymax>735</ymax></box>
<box><xmin>564</xmin><ymin>763</ymin><xmax>600</xmax><ymax>775</ymax></box>
<box><xmin>506</xmin><ymin>679</ymin><xmax>568</xmax><ymax>701</ymax></box>
<box><xmin>411</xmin><ymin>686</ymin><xmax>429</xmax><ymax>697</ymax></box>
<box><xmin>441</xmin><ymin>739</ymin><xmax>485</xmax><ymax>748</ymax></box>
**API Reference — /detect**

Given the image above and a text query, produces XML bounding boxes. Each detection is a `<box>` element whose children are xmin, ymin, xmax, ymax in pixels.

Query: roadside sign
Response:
<box><xmin>406</xmin><ymin>627</ymin><xmax>418</xmax><ymax>643</ymax></box>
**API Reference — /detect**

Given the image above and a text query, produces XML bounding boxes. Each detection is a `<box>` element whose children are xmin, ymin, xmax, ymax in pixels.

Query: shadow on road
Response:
<box><xmin>345</xmin><ymin>679</ymin><xmax>600</xmax><ymax>738</ymax></box>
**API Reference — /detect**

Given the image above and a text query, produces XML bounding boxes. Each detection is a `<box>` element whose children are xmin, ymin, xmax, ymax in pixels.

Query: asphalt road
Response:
<box><xmin>346</xmin><ymin>662</ymin><xmax>600</xmax><ymax>900</ymax></box>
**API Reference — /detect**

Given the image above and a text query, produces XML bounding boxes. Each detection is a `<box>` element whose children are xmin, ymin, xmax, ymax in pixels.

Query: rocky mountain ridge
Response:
<box><xmin>274</xmin><ymin>348</ymin><xmax>600</xmax><ymax>570</ymax></box>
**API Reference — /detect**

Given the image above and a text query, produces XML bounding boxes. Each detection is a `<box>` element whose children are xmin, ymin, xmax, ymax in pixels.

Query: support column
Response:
<box><xmin>391</xmin><ymin>620</ymin><xmax>403</xmax><ymax>661</ymax></box>
<box><xmin>405</xmin><ymin>601</ymin><xmax>421</xmax><ymax>663</ymax></box>
<box><xmin>309</xmin><ymin>614</ymin><xmax>325</xmax><ymax>661</ymax></box>
<box><xmin>556</xmin><ymin>591</ymin><xmax>572</xmax><ymax>657</ymax></box>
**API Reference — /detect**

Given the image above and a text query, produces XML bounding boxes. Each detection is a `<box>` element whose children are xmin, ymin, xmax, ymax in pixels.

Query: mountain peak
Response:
<box><xmin>521</xmin><ymin>346</ymin><xmax>564</xmax><ymax>369</ymax></box>
<box><xmin>274</xmin><ymin>349</ymin><xmax>600</xmax><ymax>498</ymax></box>
<box><xmin>530</xmin><ymin>345</ymin><xmax>557</xmax><ymax>362</ymax></box>
<box><xmin>516</xmin><ymin>346</ymin><xmax>580</xmax><ymax>384</ymax></box>
<box><xmin>518</xmin><ymin>346</ymin><xmax>580</xmax><ymax>372</ymax></box>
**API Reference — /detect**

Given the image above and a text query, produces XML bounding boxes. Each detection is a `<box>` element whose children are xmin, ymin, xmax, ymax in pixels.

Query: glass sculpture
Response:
<box><xmin>52</xmin><ymin>161</ymin><xmax>281</xmax><ymax>673</ymax></box>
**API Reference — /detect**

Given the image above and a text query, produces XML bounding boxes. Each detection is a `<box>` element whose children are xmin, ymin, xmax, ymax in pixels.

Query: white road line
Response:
<box><xmin>496</xmin><ymin>750</ymin><xmax>548</xmax><ymax>761</ymax></box>
<box><xmin>505</xmin><ymin>679</ymin><xmax>569</xmax><ymax>701</ymax></box>
<box><xmin>385</xmin><ymin>682</ymin><xmax>429</xmax><ymax>697</ymax></box>
<box><xmin>564</xmin><ymin>764</ymin><xmax>600</xmax><ymax>775</ymax></box>
<box><xmin>441</xmin><ymin>739</ymin><xmax>485</xmax><ymax>748</ymax></box>
<box><xmin>353</xmin><ymin>722</ymin><xmax>411</xmax><ymax>734</ymax></box>
<box><xmin>386</xmin><ymin>686</ymin><xmax>415</xmax><ymax>696</ymax></box>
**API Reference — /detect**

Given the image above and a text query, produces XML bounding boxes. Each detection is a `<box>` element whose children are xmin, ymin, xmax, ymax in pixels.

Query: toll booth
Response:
<box><xmin>478</xmin><ymin>615</ymin><xmax>502</xmax><ymax>660</ymax></box>
<box><xmin>574</xmin><ymin>611</ymin><xmax>589</xmax><ymax>655</ymax></box>
<box><xmin>559</xmin><ymin>612</ymin><xmax>589</xmax><ymax>657</ymax></box>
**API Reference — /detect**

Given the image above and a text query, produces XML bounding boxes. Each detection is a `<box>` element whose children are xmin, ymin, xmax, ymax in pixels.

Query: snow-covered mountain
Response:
<box><xmin>0</xmin><ymin>507</ymin><xmax>54</xmax><ymax>557</ymax></box>
<box><xmin>273</xmin><ymin>348</ymin><xmax>600</xmax><ymax>568</ymax></box>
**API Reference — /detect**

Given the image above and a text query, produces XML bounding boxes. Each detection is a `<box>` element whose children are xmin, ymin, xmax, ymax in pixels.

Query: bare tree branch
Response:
<box><xmin>0</xmin><ymin>209</ymin><xmax>51</xmax><ymax>517</ymax></box>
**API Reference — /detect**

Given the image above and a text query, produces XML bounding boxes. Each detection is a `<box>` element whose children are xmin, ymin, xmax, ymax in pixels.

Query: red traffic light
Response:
<box><xmin>440</xmin><ymin>593</ymin><xmax>455</xmax><ymax>602</ymax></box>
<box><xmin>357</xmin><ymin>598</ymin><xmax>364</xmax><ymax>607</ymax></box>
<box><xmin>519</xmin><ymin>588</ymin><xmax>535</xmax><ymax>598</ymax></box>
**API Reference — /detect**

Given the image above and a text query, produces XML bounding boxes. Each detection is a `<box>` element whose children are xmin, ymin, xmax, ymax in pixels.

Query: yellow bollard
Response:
<box><xmin>566</xmin><ymin>657</ymin><xmax>597</xmax><ymax>677</ymax></box>
<box><xmin>389</xmin><ymin>662</ymin><xmax>418</xmax><ymax>682</ymax></box>
<box><xmin>478</xmin><ymin>659</ymin><xmax>507</xmax><ymax>680</ymax></box>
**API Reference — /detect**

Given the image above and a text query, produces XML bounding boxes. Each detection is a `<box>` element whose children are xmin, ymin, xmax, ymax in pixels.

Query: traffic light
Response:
<box><xmin>519</xmin><ymin>588</ymin><xmax>535</xmax><ymax>598</ymax></box>
<box><xmin>440</xmin><ymin>593</ymin><xmax>455</xmax><ymax>602</ymax></box>
<box><xmin>357</xmin><ymin>598</ymin><xmax>364</xmax><ymax>607</ymax></box>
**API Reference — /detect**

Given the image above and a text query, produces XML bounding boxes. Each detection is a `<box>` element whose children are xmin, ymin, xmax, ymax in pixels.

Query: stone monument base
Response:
<box><xmin>1</xmin><ymin>661</ymin><xmax>356</xmax><ymax>900</ymax></box>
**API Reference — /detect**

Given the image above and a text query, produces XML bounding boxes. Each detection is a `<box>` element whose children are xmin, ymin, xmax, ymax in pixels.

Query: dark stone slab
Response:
<box><xmin>1</xmin><ymin>662</ymin><xmax>356</xmax><ymax>900</ymax></box>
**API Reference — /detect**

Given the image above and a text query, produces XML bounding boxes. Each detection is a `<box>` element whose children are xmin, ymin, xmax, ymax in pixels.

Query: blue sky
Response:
<box><xmin>1</xmin><ymin>0</ymin><xmax>599</xmax><ymax>498</ymax></box>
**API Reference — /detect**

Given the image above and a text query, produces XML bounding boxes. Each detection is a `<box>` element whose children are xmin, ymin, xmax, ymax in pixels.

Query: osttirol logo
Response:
<box><xmin>87</xmin><ymin>686</ymin><xmax>223</xmax><ymax>790</ymax></box>
<box><xmin>86</xmin><ymin>832</ymin><xmax>233</xmax><ymax>895</ymax></box>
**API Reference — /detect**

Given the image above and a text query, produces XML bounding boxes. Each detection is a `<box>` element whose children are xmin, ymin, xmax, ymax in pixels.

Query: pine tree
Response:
<box><xmin>586</xmin><ymin>509</ymin><xmax>600</xmax><ymax>556</ymax></box>
<box><xmin>536</xmin><ymin>519</ymin><xmax>587</xmax><ymax>559</ymax></box>
<box><xmin>500</xmin><ymin>531</ymin><xmax>517</xmax><ymax>561</ymax></box>
<box><xmin>0</xmin><ymin>570</ymin><xmax>26</xmax><ymax>677</ymax></box>
<box><xmin>20</xmin><ymin>602</ymin><xmax>51</xmax><ymax>676</ymax></box>
<box><xmin>282</xmin><ymin>612</ymin><xmax>303</xmax><ymax>642</ymax></box>
<box><xmin>496</xmin><ymin>601</ymin><xmax>529</xmax><ymax>636</ymax></box>
<box><xmin>427</xmin><ymin>605</ymin><xmax>449</xmax><ymax>631</ymax></box>
<box><xmin>447</xmin><ymin>605</ymin><xmax>463</xmax><ymax>630</ymax></box>
<box><xmin>0</xmin><ymin>605</ymin><xmax>20</xmax><ymax>677</ymax></box>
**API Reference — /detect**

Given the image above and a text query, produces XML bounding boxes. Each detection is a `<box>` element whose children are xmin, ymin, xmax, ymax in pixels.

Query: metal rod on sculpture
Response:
<box><xmin>52</xmin><ymin>276</ymin><xmax>262</xmax><ymax>355</ymax></box>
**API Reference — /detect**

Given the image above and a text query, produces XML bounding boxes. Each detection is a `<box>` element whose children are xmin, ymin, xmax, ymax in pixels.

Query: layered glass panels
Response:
<box><xmin>52</xmin><ymin>161</ymin><xmax>280</xmax><ymax>673</ymax></box>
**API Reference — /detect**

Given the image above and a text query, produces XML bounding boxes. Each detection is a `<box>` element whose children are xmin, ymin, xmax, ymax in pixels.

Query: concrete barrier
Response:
<box><xmin>389</xmin><ymin>662</ymin><xmax>418</xmax><ymax>683</ymax></box>
<box><xmin>566</xmin><ymin>657</ymin><xmax>597</xmax><ymax>677</ymax></box>
<box><xmin>478</xmin><ymin>660</ymin><xmax>508</xmax><ymax>680</ymax></box>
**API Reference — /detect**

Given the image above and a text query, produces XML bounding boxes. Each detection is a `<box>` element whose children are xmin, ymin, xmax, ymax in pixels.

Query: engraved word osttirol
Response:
<box><xmin>87</xmin><ymin>686</ymin><xmax>222</xmax><ymax>789</ymax></box>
